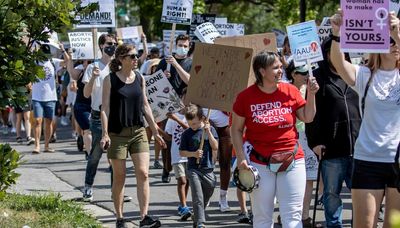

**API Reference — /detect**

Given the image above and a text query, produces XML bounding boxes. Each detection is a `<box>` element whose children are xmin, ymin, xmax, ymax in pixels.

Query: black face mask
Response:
<box><xmin>103</xmin><ymin>46</ymin><xmax>116</xmax><ymax>56</ymax></box>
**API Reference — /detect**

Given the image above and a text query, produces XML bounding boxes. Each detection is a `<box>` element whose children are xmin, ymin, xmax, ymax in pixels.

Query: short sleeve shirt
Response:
<box><xmin>165</xmin><ymin>113</ymin><xmax>188</xmax><ymax>164</ymax></box>
<box><xmin>179</xmin><ymin>126</ymin><xmax>218</xmax><ymax>170</ymax></box>
<box><xmin>233</xmin><ymin>83</ymin><xmax>306</xmax><ymax>164</ymax></box>
<box><xmin>32</xmin><ymin>58</ymin><xmax>63</xmax><ymax>102</ymax></box>
<box><xmin>82</xmin><ymin>61</ymin><xmax>110</xmax><ymax>111</ymax></box>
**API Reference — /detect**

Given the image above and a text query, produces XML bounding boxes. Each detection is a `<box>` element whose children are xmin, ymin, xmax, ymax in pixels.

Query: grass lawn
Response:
<box><xmin>0</xmin><ymin>193</ymin><xmax>102</xmax><ymax>228</ymax></box>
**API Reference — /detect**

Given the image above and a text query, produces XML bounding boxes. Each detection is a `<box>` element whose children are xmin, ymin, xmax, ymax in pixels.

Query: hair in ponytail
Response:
<box><xmin>110</xmin><ymin>58</ymin><xmax>122</xmax><ymax>72</ymax></box>
<box><xmin>109</xmin><ymin>44</ymin><xmax>136</xmax><ymax>72</ymax></box>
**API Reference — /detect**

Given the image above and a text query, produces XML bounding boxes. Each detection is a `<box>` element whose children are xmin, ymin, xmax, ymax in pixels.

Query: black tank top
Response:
<box><xmin>75</xmin><ymin>71</ymin><xmax>92</xmax><ymax>105</ymax></box>
<box><xmin>108</xmin><ymin>71</ymin><xmax>144</xmax><ymax>133</ymax></box>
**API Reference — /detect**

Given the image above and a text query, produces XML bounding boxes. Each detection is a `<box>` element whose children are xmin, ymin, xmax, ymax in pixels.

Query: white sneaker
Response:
<box><xmin>60</xmin><ymin>116</ymin><xmax>69</xmax><ymax>126</ymax></box>
<box><xmin>11</xmin><ymin>127</ymin><xmax>16</xmax><ymax>133</ymax></box>
<box><xmin>219</xmin><ymin>198</ymin><xmax>231</xmax><ymax>212</ymax></box>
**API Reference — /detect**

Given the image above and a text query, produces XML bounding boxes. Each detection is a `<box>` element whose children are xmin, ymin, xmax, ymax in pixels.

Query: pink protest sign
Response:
<box><xmin>340</xmin><ymin>0</ymin><xmax>390</xmax><ymax>53</ymax></box>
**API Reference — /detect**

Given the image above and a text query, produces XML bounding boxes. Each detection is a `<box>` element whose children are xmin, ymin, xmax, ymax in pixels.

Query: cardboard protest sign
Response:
<box><xmin>116</xmin><ymin>26</ymin><xmax>143</xmax><ymax>46</ymax></box>
<box><xmin>287</xmin><ymin>21</ymin><xmax>323</xmax><ymax>66</ymax></box>
<box><xmin>161</xmin><ymin>0</ymin><xmax>193</xmax><ymax>25</ymax></box>
<box><xmin>186</xmin><ymin>43</ymin><xmax>253</xmax><ymax>112</ymax></box>
<box><xmin>195</xmin><ymin>22</ymin><xmax>221</xmax><ymax>43</ymax></box>
<box><xmin>214</xmin><ymin>33</ymin><xmax>277</xmax><ymax>85</ymax></box>
<box><xmin>75</xmin><ymin>0</ymin><xmax>116</xmax><ymax>28</ymax></box>
<box><xmin>163</xmin><ymin>30</ymin><xmax>187</xmax><ymax>55</ymax></box>
<box><xmin>214</xmin><ymin>23</ymin><xmax>245</xmax><ymax>37</ymax></box>
<box><xmin>340</xmin><ymin>0</ymin><xmax>390</xmax><ymax>53</ymax></box>
<box><xmin>68</xmin><ymin>32</ymin><xmax>94</xmax><ymax>60</ymax></box>
<box><xmin>145</xmin><ymin>70</ymin><xmax>184</xmax><ymax>122</ymax></box>
<box><xmin>318</xmin><ymin>17</ymin><xmax>332</xmax><ymax>44</ymax></box>
<box><xmin>188</xmin><ymin>14</ymin><xmax>216</xmax><ymax>41</ymax></box>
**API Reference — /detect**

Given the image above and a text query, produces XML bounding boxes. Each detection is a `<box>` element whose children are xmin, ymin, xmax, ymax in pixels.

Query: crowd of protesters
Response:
<box><xmin>1</xmin><ymin>9</ymin><xmax>399</xmax><ymax>228</ymax></box>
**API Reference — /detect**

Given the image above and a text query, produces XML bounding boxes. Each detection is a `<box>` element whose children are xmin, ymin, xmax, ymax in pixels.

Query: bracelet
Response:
<box><xmin>330</xmin><ymin>34</ymin><xmax>340</xmax><ymax>42</ymax></box>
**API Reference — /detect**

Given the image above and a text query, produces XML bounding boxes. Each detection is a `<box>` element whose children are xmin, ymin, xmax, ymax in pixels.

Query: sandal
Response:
<box><xmin>44</xmin><ymin>148</ymin><xmax>55</xmax><ymax>153</ymax></box>
<box><xmin>32</xmin><ymin>150</ymin><xmax>40</xmax><ymax>154</ymax></box>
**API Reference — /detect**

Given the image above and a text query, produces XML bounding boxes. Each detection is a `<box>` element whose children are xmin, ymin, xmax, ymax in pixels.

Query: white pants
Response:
<box><xmin>251</xmin><ymin>159</ymin><xmax>306</xmax><ymax>228</ymax></box>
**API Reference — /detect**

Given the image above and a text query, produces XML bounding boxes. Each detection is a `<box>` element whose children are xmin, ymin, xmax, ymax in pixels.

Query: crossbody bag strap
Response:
<box><xmin>361</xmin><ymin>74</ymin><xmax>374</xmax><ymax>117</ymax></box>
<box><xmin>251</xmin><ymin>142</ymin><xmax>299</xmax><ymax>163</ymax></box>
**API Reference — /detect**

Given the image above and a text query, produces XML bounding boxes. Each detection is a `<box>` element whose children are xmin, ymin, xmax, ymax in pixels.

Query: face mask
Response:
<box><xmin>175</xmin><ymin>46</ymin><xmax>188</xmax><ymax>56</ymax></box>
<box><xmin>104</xmin><ymin>46</ymin><xmax>116</xmax><ymax>56</ymax></box>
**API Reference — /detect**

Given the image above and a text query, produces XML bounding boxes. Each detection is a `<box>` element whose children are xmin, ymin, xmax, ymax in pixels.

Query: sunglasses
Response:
<box><xmin>390</xmin><ymin>38</ymin><xmax>396</xmax><ymax>47</ymax></box>
<box><xmin>106</xmin><ymin>42</ymin><xmax>117</xmax><ymax>46</ymax></box>
<box><xmin>295</xmin><ymin>71</ymin><xmax>308</xmax><ymax>76</ymax></box>
<box><xmin>123</xmin><ymin>53</ymin><xmax>139</xmax><ymax>59</ymax></box>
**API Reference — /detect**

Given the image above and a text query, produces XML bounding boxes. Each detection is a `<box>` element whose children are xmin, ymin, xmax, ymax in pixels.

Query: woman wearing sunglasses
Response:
<box><xmin>231</xmin><ymin>51</ymin><xmax>319</xmax><ymax>227</ymax></box>
<box><xmin>330</xmin><ymin>10</ymin><xmax>400</xmax><ymax>228</ymax></box>
<box><xmin>305</xmin><ymin>37</ymin><xmax>361</xmax><ymax>227</ymax></box>
<box><xmin>100</xmin><ymin>44</ymin><xmax>165</xmax><ymax>228</ymax></box>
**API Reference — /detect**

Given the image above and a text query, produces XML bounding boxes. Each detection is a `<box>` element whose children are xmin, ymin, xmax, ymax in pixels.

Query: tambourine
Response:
<box><xmin>233</xmin><ymin>165</ymin><xmax>260</xmax><ymax>193</ymax></box>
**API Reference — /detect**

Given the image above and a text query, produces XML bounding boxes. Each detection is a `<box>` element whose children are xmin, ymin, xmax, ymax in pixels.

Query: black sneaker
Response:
<box><xmin>26</xmin><ymin>136</ymin><xmax>35</xmax><ymax>146</ymax></box>
<box><xmin>237</xmin><ymin>212</ymin><xmax>250</xmax><ymax>224</ymax></box>
<box><xmin>140</xmin><ymin>215</ymin><xmax>161</xmax><ymax>228</ymax></box>
<box><xmin>116</xmin><ymin>218</ymin><xmax>127</xmax><ymax>228</ymax></box>
<box><xmin>161</xmin><ymin>170</ymin><xmax>170</xmax><ymax>183</ymax></box>
<box><xmin>77</xmin><ymin>135</ymin><xmax>84</xmax><ymax>152</ymax></box>
<box><xmin>50</xmin><ymin>134</ymin><xmax>57</xmax><ymax>143</ymax></box>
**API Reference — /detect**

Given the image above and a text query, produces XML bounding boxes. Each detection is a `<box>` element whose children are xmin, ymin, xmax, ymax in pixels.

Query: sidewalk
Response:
<box><xmin>1</xmin><ymin>122</ymin><xmax>351</xmax><ymax>227</ymax></box>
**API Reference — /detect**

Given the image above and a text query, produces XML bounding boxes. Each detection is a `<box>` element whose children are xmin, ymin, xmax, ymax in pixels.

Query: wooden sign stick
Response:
<box><xmin>197</xmin><ymin>108</ymin><xmax>212</xmax><ymax>164</ymax></box>
<box><xmin>167</xmin><ymin>23</ymin><xmax>176</xmax><ymax>72</ymax></box>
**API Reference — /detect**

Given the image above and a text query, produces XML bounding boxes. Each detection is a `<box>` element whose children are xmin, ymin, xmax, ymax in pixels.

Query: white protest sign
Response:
<box><xmin>214</xmin><ymin>23</ymin><xmax>245</xmax><ymax>37</ymax></box>
<box><xmin>68</xmin><ymin>32</ymin><xmax>94</xmax><ymax>60</ymax></box>
<box><xmin>75</xmin><ymin>0</ymin><xmax>116</xmax><ymax>28</ymax></box>
<box><xmin>317</xmin><ymin>17</ymin><xmax>332</xmax><ymax>44</ymax></box>
<box><xmin>161</xmin><ymin>0</ymin><xmax>193</xmax><ymax>25</ymax></box>
<box><xmin>287</xmin><ymin>21</ymin><xmax>323</xmax><ymax>66</ymax></box>
<box><xmin>145</xmin><ymin>70</ymin><xmax>184</xmax><ymax>122</ymax></box>
<box><xmin>272</xmin><ymin>28</ymin><xmax>286</xmax><ymax>47</ymax></box>
<box><xmin>195</xmin><ymin>22</ymin><xmax>221</xmax><ymax>43</ymax></box>
<box><xmin>163</xmin><ymin>30</ymin><xmax>187</xmax><ymax>55</ymax></box>
<box><xmin>116</xmin><ymin>26</ymin><xmax>143</xmax><ymax>46</ymax></box>
<box><xmin>215</xmin><ymin>17</ymin><xmax>228</xmax><ymax>24</ymax></box>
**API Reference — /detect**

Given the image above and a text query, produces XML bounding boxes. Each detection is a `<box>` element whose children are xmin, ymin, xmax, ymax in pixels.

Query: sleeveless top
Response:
<box><xmin>108</xmin><ymin>71</ymin><xmax>144</xmax><ymax>134</ymax></box>
<box><xmin>75</xmin><ymin>71</ymin><xmax>92</xmax><ymax>105</ymax></box>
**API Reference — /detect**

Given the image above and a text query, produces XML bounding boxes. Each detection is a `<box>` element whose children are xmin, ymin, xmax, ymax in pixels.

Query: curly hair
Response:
<box><xmin>109</xmin><ymin>44</ymin><xmax>135</xmax><ymax>72</ymax></box>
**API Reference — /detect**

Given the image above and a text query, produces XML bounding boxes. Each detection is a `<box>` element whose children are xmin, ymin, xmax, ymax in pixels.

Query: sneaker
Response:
<box><xmin>237</xmin><ymin>212</ymin><xmax>250</xmax><ymax>224</ymax></box>
<box><xmin>153</xmin><ymin>160</ymin><xmax>163</xmax><ymax>169</ymax></box>
<box><xmin>2</xmin><ymin>125</ymin><xmax>8</xmax><ymax>135</ymax></box>
<box><xmin>60</xmin><ymin>116</ymin><xmax>69</xmax><ymax>126</ymax></box>
<box><xmin>161</xmin><ymin>170</ymin><xmax>171</xmax><ymax>183</ymax></box>
<box><xmin>219</xmin><ymin>198</ymin><xmax>230</xmax><ymax>212</ymax></box>
<box><xmin>82</xmin><ymin>186</ymin><xmax>93</xmax><ymax>202</ymax></box>
<box><xmin>139</xmin><ymin>215</ymin><xmax>161</xmax><ymax>228</ymax></box>
<box><xmin>26</xmin><ymin>137</ymin><xmax>35</xmax><ymax>146</ymax></box>
<box><xmin>11</xmin><ymin>127</ymin><xmax>16</xmax><ymax>133</ymax></box>
<box><xmin>16</xmin><ymin>137</ymin><xmax>23</xmax><ymax>143</ymax></box>
<box><xmin>180</xmin><ymin>207</ymin><xmax>192</xmax><ymax>221</ymax></box>
<box><xmin>116</xmin><ymin>218</ymin><xmax>127</xmax><ymax>228</ymax></box>
<box><xmin>177</xmin><ymin>205</ymin><xmax>184</xmax><ymax>216</ymax></box>
<box><xmin>77</xmin><ymin>135</ymin><xmax>84</xmax><ymax>152</ymax></box>
<box><xmin>124</xmin><ymin>195</ymin><xmax>132</xmax><ymax>202</ymax></box>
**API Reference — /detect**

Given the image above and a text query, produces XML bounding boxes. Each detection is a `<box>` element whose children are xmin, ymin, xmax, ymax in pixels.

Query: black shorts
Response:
<box><xmin>352</xmin><ymin>159</ymin><xmax>397</xmax><ymax>189</ymax></box>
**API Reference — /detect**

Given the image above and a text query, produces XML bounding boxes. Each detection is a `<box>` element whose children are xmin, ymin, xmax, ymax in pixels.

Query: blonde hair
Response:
<box><xmin>367</xmin><ymin>53</ymin><xmax>400</xmax><ymax>73</ymax></box>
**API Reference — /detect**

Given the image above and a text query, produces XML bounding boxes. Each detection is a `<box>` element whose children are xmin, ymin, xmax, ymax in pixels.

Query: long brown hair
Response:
<box><xmin>366</xmin><ymin>53</ymin><xmax>400</xmax><ymax>73</ymax></box>
<box><xmin>109</xmin><ymin>44</ymin><xmax>135</xmax><ymax>72</ymax></box>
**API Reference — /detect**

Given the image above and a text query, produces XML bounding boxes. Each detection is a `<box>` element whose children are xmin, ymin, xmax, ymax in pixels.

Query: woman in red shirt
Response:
<box><xmin>231</xmin><ymin>51</ymin><xmax>319</xmax><ymax>227</ymax></box>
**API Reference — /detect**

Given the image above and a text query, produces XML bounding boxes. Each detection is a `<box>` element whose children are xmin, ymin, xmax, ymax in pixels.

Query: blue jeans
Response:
<box><xmin>84</xmin><ymin>116</ymin><xmax>104</xmax><ymax>186</ymax></box>
<box><xmin>321</xmin><ymin>157</ymin><xmax>353</xmax><ymax>228</ymax></box>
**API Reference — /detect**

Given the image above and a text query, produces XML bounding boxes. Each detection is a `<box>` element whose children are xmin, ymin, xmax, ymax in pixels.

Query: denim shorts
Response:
<box><xmin>74</xmin><ymin>102</ymin><xmax>91</xmax><ymax>130</ymax></box>
<box><xmin>352</xmin><ymin>159</ymin><xmax>397</xmax><ymax>189</ymax></box>
<box><xmin>32</xmin><ymin>100</ymin><xmax>56</xmax><ymax>119</ymax></box>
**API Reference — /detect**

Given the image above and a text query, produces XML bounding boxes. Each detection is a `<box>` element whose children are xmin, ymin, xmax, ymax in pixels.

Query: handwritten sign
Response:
<box><xmin>318</xmin><ymin>17</ymin><xmax>332</xmax><ymax>44</ymax></box>
<box><xmin>68</xmin><ymin>32</ymin><xmax>94</xmax><ymax>60</ymax></box>
<box><xmin>161</xmin><ymin>0</ymin><xmax>193</xmax><ymax>25</ymax></box>
<box><xmin>341</xmin><ymin>0</ymin><xmax>390</xmax><ymax>53</ymax></box>
<box><xmin>214</xmin><ymin>23</ymin><xmax>245</xmax><ymax>37</ymax></box>
<box><xmin>214</xmin><ymin>33</ymin><xmax>277</xmax><ymax>85</ymax></box>
<box><xmin>75</xmin><ymin>0</ymin><xmax>116</xmax><ymax>28</ymax></box>
<box><xmin>287</xmin><ymin>21</ymin><xmax>323</xmax><ymax>66</ymax></box>
<box><xmin>116</xmin><ymin>26</ymin><xmax>143</xmax><ymax>46</ymax></box>
<box><xmin>186</xmin><ymin>43</ymin><xmax>253</xmax><ymax>112</ymax></box>
<box><xmin>145</xmin><ymin>70</ymin><xmax>184</xmax><ymax>122</ymax></box>
<box><xmin>195</xmin><ymin>22</ymin><xmax>221</xmax><ymax>43</ymax></box>
<box><xmin>163</xmin><ymin>30</ymin><xmax>187</xmax><ymax>55</ymax></box>
<box><xmin>188</xmin><ymin>14</ymin><xmax>216</xmax><ymax>41</ymax></box>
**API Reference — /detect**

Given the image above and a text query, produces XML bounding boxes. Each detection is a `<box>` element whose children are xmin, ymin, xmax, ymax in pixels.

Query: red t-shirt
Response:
<box><xmin>233</xmin><ymin>83</ymin><xmax>306</xmax><ymax>165</ymax></box>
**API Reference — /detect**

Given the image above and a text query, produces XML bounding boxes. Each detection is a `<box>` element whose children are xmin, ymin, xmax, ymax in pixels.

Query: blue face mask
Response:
<box><xmin>175</xmin><ymin>46</ymin><xmax>188</xmax><ymax>56</ymax></box>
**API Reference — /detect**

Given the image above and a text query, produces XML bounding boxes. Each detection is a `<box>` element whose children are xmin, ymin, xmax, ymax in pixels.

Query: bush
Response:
<box><xmin>0</xmin><ymin>144</ymin><xmax>22</xmax><ymax>200</ymax></box>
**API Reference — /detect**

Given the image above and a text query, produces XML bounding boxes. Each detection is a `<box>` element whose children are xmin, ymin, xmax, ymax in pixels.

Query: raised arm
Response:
<box><xmin>139</xmin><ymin>33</ymin><xmax>148</xmax><ymax>65</ymax></box>
<box><xmin>330</xmin><ymin>9</ymin><xmax>357</xmax><ymax>86</ymax></box>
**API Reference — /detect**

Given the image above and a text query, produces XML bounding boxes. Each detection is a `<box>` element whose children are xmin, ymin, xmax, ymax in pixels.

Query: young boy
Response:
<box><xmin>165</xmin><ymin>111</ymin><xmax>192</xmax><ymax>220</ymax></box>
<box><xmin>179</xmin><ymin>104</ymin><xmax>219</xmax><ymax>228</ymax></box>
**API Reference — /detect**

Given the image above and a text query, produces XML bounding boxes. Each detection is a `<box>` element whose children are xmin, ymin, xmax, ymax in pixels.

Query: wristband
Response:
<box><xmin>330</xmin><ymin>34</ymin><xmax>340</xmax><ymax>42</ymax></box>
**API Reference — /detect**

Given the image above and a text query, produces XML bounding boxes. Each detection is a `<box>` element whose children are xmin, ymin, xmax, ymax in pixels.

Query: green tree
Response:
<box><xmin>0</xmin><ymin>0</ymin><xmax>96</xmax><ymax>109</ymax></box>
